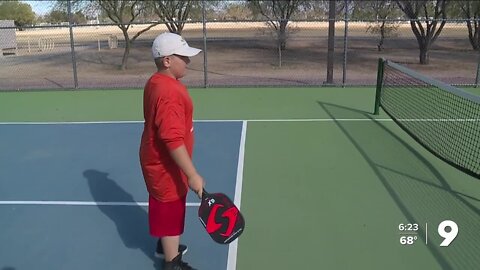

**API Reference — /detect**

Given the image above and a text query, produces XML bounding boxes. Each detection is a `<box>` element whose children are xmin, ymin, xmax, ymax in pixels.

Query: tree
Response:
<box><xmin>222</xmin><ymin>1</ymin><xmax>253</xmax><ymax>20</ymax></box>
<box><xmin>149</xmin><ymin>1</ymin><xmax>223</xmax><ymax>30</ymax></box>
<box><xmin>297</xmin><ymin>1</ymin><xmax>329</xmax><ymax>20</ymax></box>
<box><xmin>395</xmin><ymin>0</ymin><xmax>450</xmax><ymax>64</ymax></box>
<box><xmin>247</xmin><ymin>0</ymin><xmax>305</xmax><ymax>51</ymax></box>
<box><xmin>97</xmin><ymin>0</ymin><xmax>161</xmax><ymax>70</ymax></box>
<box><xmin>0</xmin><ymin>0</ymin><xmax>36</xmax><ymax>29</ymax></box>
<box><xmin>45</xmin><ymin>10</ymin><xmax>68</xmax><ymax>24</ymax></box>
<box><xmin>186</xmin><ymin>1</ymin><xmax>221</xmax><ymax>21</ymax></box>
<box><xmin>54</xmin><ymin>0</ymin><xmax>101</xmax><ymax>20</ymax></box>
<box><xmin>72</xmin><ymin>11</ymin><xmax>88</xmax><ymax>24</ymax></box>
<box><xmin>352</xmin><ymin>1</ymin><xmax>403</xmax><ymax>51</ymax></box>
<box><xmin>54</xmin><ymin>0</ymin><xmax>161</xmax><ymax>69</ymax></box>
<box><xmin>449</xmin><ymin>1</ymin><xmax>480</xmax><ymax>50</ymax></box>
<box><xmin>46</xmin><ymin>7</ymin><xmax>86</xmax><ymax>25</ymax></box>
<box><xmin>151</xmin><ymin>0</ymin><xmax>194</xmax><ymax>34</ymax></box>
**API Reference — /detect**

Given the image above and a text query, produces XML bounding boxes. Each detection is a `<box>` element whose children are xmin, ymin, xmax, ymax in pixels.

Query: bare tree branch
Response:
<box><xmin>395</xmin><ymin>0</ymin><xmax>450</xmax><ymax>64</ymax></box>
<box><xmin>97</xmin><ymin>0</ymin><xmax>160</xmax><ymax>70</ymax></box>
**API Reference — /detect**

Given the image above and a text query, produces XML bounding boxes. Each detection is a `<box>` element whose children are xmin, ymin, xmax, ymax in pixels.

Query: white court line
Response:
<box><xmin>0</xmin><ymin>118</ymin><xmax>478</xmax><ymax>125</ymax></box>
<box><xmin>245</xmin><ymin>118</ymin><xmax>480</xmax><ymax>122</ymax></box>
<box><xmin>0</xmin><ymin>121</ymin><xmax>145</xmax><ymax>125</ymax></box>
<box><xmin>0</xmin><ymin>120</ymin><xmax>241</xmax><ymax>124</ymax></box>
<box><xmin>0</xmin><ymin>201</ymin><xmax>200</xmax><ymax>207</ymax></box>
<box><xmin>226</xmin><ymin>120</ymin><xmax>247</xmax><ymax>270</ymax></box>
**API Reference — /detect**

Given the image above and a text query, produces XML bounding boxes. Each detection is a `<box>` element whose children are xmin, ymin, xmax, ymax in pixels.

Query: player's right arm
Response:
<box><xmin>169</xmin><ymin>145</ymin><xmax>204</xmax><ymax>198</ymax></box>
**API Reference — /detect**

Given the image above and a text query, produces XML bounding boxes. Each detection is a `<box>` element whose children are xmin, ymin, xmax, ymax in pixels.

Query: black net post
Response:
<box><xmin>374</xmin><ymin>58</ymin><xmax>385</xmax><ymax>115</ymax></box>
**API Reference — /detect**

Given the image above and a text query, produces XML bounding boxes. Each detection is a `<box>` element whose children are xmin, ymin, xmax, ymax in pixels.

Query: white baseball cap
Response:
<box><xmin>152</xmin><ymin>32</ymin><xmax>201</xmax><ymax>59</ymax></box>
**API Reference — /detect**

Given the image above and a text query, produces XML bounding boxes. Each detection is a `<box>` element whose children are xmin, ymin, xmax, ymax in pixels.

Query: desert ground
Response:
<box><xmin>1</xmin><ymin>21</ymin><xmax>478</xmax><ymax>90</ymax></box>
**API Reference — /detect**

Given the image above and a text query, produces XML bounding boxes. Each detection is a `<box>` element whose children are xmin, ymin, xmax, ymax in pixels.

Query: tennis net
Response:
<box><xmin>374</xmin><ymin>59</ymin><xmax>480</xmax><ymax>179</ymax></box>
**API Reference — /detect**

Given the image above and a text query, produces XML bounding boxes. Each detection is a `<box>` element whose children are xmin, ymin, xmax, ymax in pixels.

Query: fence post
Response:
<box><xmin>278</xmin><ymin>20</ymin><xmax>283</xmax><ymax>68</ymax></box>
<box><xmin>202</xmin><ymin>0</ymin><xmax>208</xmax><ymax>88</ymax></box>
<box><xmin>326</xmin><ymin>0</ymin><xmax>336</xmax><ymax>85</ymax></box>
<box><xmin>476</xmin><ymin>54</ymin><xmax>480</xmax><ymax>88</ymax></box>
<box><xmin>67</xmin><ymin>0</ymin><xmax>78</xmax><ymax>89</ymax></box>
<box><xmin>342</xmin><ymin>0</ymin><xmax>349</xmax><ymax>87</ymax></box>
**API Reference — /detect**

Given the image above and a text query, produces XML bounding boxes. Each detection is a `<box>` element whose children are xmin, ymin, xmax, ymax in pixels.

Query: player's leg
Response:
<box><xmin>155</xmin><ymin>238</ymin><xmax>188</xmax><ymax>258</ymax></box>
<box><xmin>149</xmin><ymin>195</ymin><xmax>196</xmax><ymax>269</ymax></box>
<box><xmin>161</xmin><ymin>235</ymin><xmax>180</xmax><ymax>261</ymax></box>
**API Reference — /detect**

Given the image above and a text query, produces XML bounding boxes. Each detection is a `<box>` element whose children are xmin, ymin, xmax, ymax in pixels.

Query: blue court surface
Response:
<box><xmin>0</xmin><ymin>121</ymin><xmax>246</xmax><ymax>270</ymax></box>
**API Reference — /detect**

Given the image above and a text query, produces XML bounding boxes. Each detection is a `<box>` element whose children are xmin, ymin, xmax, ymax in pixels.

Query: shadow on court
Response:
<box><xmin>1</xmin><ymin>267</ymin><xmax>16</xmax><ymax>270</ymax></box>
<box><xmin>83</xmin><ymin>169</ymin><xmax>159</xmax><ymax>268</ymax></box>
<box><xmin>318</xmin><ymin>101</ymin><xmax>480</xmax><ymax>270</ymax></box>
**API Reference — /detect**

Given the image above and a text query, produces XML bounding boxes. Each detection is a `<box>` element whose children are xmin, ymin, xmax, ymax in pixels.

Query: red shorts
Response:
<box><xmin>148</xmin><ymin>195</ymin><xmax>186</xmax><ymax>237</ymax></box>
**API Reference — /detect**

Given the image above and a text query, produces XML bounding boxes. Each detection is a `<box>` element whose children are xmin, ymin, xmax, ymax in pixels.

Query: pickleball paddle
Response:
<box><xmin>198</xmin><ymin>189</ymin><xmax>245</xmax><ymax>244</ymax></box>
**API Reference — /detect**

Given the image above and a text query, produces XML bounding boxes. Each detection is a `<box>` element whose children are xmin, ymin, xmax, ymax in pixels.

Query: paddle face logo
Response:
<box><xmin>205</xmin><ymin>203</ymin><xmax>240</xmax><ymax>237</ymax></box>
<box><xmin>220</xmin><ymin>206</ymin><xmax>239</xmax><ymax>237</ymax></box>
<box><xmin>199</xmin><ymin>193</ymin><xmax>245</xmax><ymax>244</ymax></box>
<box><xmin>206</xmin><ymin>204</ymin><xmax>223</xmax><ymax>233</ymax></box>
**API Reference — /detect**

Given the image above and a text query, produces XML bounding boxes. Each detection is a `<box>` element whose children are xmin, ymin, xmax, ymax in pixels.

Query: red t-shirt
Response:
<box><xmin>139</xmin><ymin>73</ymin><xmax>194</xmax><ymax>202</ymax></box>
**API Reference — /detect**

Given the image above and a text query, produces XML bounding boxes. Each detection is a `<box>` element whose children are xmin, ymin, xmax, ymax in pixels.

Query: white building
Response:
<box><xmin>0</xmin><ymin>20</ymin><xmax>17</xmax><ymax>55</ymax></box>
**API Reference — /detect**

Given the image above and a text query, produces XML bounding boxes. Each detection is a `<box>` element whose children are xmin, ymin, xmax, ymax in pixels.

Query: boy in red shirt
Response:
<box><xmin>139</xmin><ymin>32</ymin><xmax>204</xmax><ymax>270</ymax></box>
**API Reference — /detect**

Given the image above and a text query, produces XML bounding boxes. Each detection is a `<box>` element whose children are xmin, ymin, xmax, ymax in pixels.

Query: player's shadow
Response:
<box><xmin>83</xmin><ymin>169</ymin><xmax>156</xmax><ymax>263</ymax></box>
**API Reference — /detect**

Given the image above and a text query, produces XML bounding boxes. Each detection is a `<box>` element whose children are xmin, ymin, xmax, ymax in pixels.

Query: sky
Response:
<box><xmin>21</xmin><ymin>1</ymin><xmax>56</xmax><ymax>16</ymax></box>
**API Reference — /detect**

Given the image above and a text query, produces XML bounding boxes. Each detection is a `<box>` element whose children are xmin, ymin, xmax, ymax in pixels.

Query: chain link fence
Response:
<box><xmin>1</xmin><ymin>18</ymin><xmax>479</xmax><ymax>90</ymax></box>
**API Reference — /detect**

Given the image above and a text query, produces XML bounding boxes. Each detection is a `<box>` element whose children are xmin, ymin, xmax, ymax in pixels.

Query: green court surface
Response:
<box><xmin>1</xmin><ymin>87</ymin><xmax>479</xmax><ymax>270</ymax></box>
